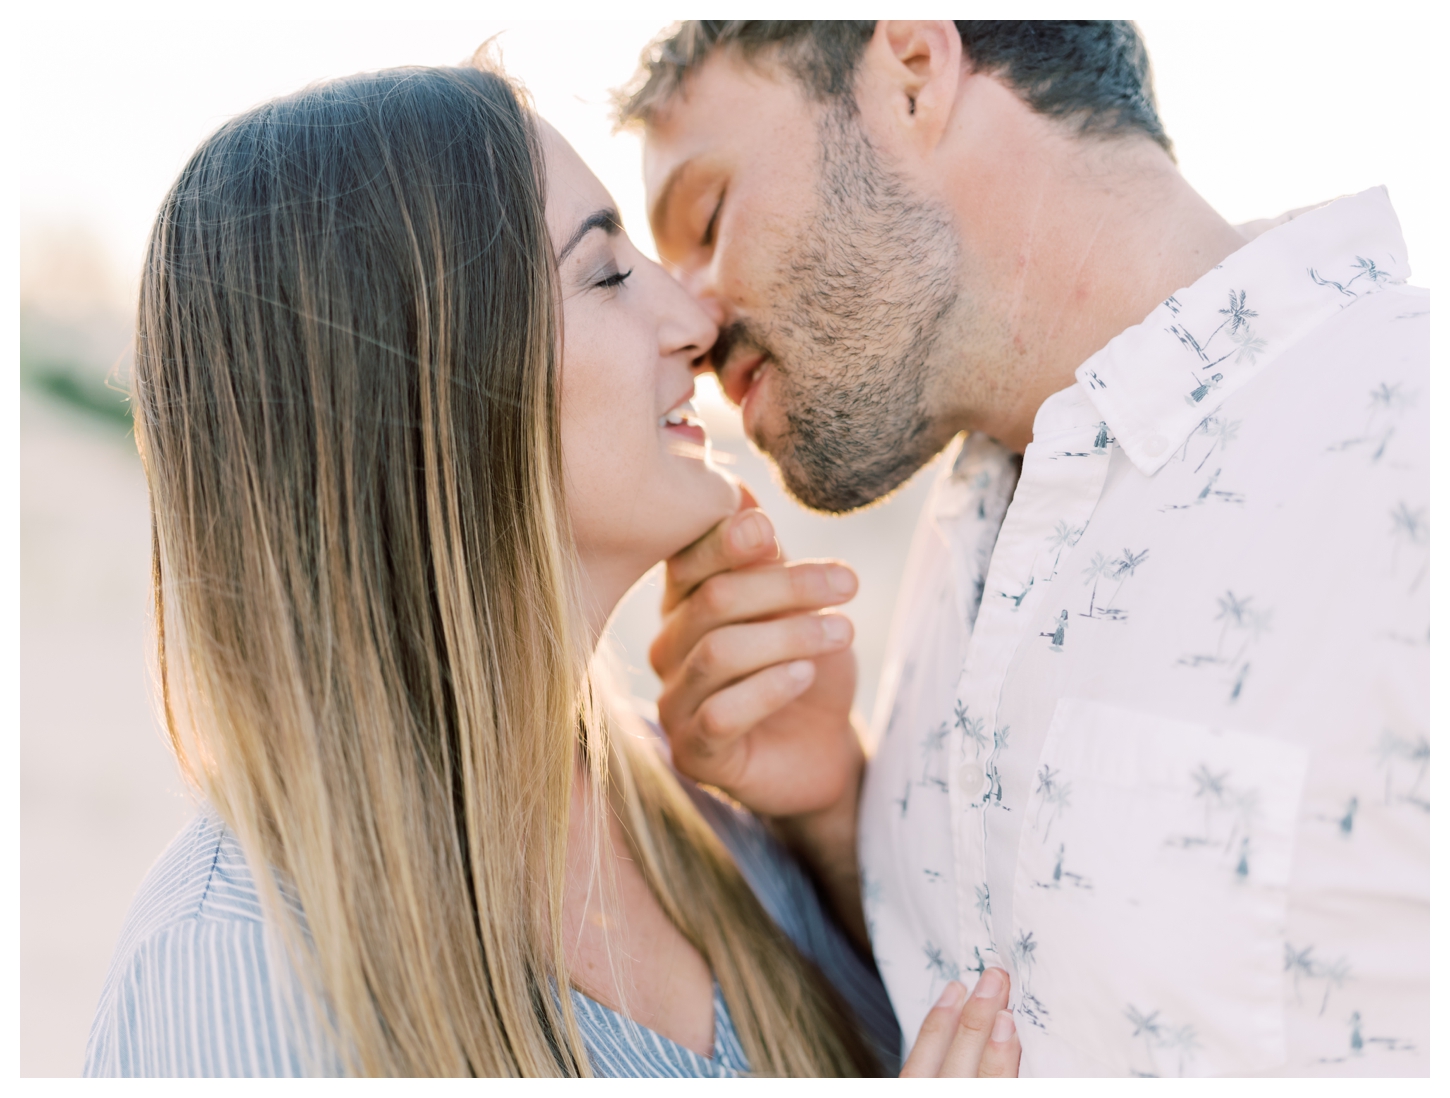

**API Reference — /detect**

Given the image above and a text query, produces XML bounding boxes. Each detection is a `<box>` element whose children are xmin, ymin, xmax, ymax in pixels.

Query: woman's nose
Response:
<box><xmin>658</xmin><ymin>269</ymin><xmax>720</xmax><ymax>368</ymax></box>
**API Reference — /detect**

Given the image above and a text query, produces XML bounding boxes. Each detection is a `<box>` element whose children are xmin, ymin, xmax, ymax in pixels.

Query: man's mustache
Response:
<box><xmin>709</xmin><ymin>319</ymin><xmax>775</xmax><ymax>376</ymax></box>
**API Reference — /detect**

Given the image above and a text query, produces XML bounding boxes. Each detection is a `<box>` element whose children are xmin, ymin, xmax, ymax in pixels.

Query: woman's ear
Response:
<box><xmin>856</xmin><ymin>21</ymin><xmax>964</xmax><ymax>157</ymax></box>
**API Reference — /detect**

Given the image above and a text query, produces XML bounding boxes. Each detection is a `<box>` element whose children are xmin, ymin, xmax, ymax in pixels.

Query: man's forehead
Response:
<box><xmin>642</xmin><ymin>50</ymin><xmax>806</xmax><ymax>194</ymax></box>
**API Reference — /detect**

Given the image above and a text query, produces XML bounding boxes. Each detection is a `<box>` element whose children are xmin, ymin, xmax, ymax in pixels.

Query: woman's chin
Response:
<box><xmin>692</xmin><ymin>464</ymin><xmax>743</xmax><ymax>537</ymax></box>
<box><xmin>649</xmin><ymin>466</ymin><xmax>741</xmax><ymax>567</ymax></box>
<box><xmin>714</xmin><ymin>465</ymin><xmax>744</xmax><ymax>515</ymax></box>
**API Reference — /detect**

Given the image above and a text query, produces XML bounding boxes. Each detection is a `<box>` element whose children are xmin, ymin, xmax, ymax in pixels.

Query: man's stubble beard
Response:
<box><xmin>735</xmin><ymin>105</ymin><xmax>964</xmax><ymax>514</ymax></box>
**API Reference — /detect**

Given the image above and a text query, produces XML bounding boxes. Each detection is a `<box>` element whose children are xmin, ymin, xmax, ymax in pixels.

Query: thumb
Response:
<box><xmin>661</xmin><ymin>485</ymin><xmax>779</xmax><ymax>612</ymax></box>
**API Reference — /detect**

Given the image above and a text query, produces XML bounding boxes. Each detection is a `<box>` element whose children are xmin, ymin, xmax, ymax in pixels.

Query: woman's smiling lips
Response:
<box><xmin>660</xmin><ymin>394</ymin><xmax>708</xmax><ymax>447</ymax></box>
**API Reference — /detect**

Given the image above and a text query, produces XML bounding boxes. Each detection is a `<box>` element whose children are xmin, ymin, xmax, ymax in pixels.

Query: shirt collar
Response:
<box><xmin>1075</xmin><ymin>186</ymin><xmax>1410</xmax><ymax>476</ymax></box>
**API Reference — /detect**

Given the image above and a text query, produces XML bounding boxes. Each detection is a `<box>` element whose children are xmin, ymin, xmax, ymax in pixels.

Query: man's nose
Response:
<box><xmin>676</xmin><ymin>262</ymin><xmax>729</xmax><ymax>330</ymax></box>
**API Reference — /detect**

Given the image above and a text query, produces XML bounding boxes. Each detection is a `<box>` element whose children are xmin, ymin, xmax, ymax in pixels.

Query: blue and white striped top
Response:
<box><xmin>84</xmin><ymin>778</ymin><xmax>900</xmax><ymax>1077</ymax></box>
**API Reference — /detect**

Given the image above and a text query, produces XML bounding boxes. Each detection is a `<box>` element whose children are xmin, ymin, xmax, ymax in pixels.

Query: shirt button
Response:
<box><xmin>957</xmin><ymin>762</ymin><xmax>985</xmax><ymax>791</ymax></box>
<box><xmin>1142</xmin><ymin>433</ymin><xmax>1168</xmax><ymax>457</ymax></box>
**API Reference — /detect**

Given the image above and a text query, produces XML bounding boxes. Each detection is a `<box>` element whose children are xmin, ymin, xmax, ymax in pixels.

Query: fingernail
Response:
<box><xmin>937</xmin><ymin>981</ymin><xmax>966</xmax><ymax>1008</ymax></box>
<box><xmin>827</xmin><ymin>565</ymin><xmax>856</xmax><ymax>597</ymax></box>
<box><xmin>971</xmin><ymin>968</ymin><xmax>1005</xmax><ymax>1000</ymax></box>
<box><xmin>991</xmin><ymin>1010</ymin><xmax>1016</xmax><ymax>1042</ymax></box>
<box><xmin>786</xmin><ymin>660</ymin><xmax>814</xmax><ymax>683</ymax></box>
<box><xmin>731</xmin><ymin>512</ymin><xmax>768</xmax><ymax>553</ymax></box>
<box><xmin>821</xmin><ymin>615</ymin><xmax>850</xmax><ymax>645</ymax></box>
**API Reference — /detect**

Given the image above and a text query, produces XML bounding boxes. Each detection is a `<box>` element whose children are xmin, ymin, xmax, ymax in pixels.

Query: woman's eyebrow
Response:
<box><xmin>558</xmin><ymin>207</ymin><xmax>622</xmax><ymax>262</ymax></box>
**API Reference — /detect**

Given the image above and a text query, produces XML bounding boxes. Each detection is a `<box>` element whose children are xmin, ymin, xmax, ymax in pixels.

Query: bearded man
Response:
<box><xmin>625</xmin><ymin>21</ymin><xmax>1428</xmax><ymax>1077</ymax></box>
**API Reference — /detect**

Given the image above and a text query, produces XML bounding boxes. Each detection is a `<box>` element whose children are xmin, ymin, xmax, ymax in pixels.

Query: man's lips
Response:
<box><xmin>718</xmin><ymin>353</ymin><xmax>766</xmax><ymax>407</ymax></box>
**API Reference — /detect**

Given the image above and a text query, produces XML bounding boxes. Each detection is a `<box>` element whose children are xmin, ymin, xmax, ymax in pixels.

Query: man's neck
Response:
<box><xmin>939</xmin><ymin>114</ymin><xmax>1246</xmax><ymax>453</ymax></box>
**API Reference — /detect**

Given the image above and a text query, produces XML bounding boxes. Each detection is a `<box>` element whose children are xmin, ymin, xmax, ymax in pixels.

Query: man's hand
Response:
<box><xmin>899</xmin><ymin>969</ymin><xmax>1022</xmax><ymax>1078</ymax></box>
<box><xmin>651</xmin><ymin>488</ymin><xmax>869</xmax><ymax>943</ymax></box>
<box><xmin>651</xmin><ymin>491</ymin><xmax>862</xmax><ymax>819</ymax></box>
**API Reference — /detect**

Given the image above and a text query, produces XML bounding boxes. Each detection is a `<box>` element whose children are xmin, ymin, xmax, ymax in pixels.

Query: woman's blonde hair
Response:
<box><xmin>133</xmin><ymin>60</ymin><xmax>876</xmax><ymax>1076</ymax></box>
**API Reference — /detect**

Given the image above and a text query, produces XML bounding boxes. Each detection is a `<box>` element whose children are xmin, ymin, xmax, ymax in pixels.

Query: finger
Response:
<box><xmin>682</xmin><ymin>660</ymin><xmax>817</xmax><ymax>765</ymax></box>
<box><xmin>664</xmin><ymin>613</ymin><xmax>853</xmax><ymax>724</ymax></box>
<box><xmin>977</xmin><ymin>1010</ymin><xmax>1021</xmax><ymax>1078</ymax></box>
<box><xmin>937</xmin><ymin>967</ymin><xmax>1011</xmax><ymax>1076</ymax></box>
<box><xmin>650</xmin><ymin>561</ymin><xmax>858</xmax><ymax>677</ymax></box>
<box><xmin>662</xmin><ymin>503</ymin><xmax>780</xmax><ymax>613</ymax></box>
<box><xmin>899</xmin><ymin>982</ymin><xmax>966</xmax><ymax>1077</ymax></box>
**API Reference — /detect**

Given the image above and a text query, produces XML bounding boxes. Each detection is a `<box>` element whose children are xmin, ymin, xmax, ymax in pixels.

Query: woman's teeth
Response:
<box><xmin>660</xmin><ymin>400</ymin><xmax>699</xmax><ymax>428</ymax></box>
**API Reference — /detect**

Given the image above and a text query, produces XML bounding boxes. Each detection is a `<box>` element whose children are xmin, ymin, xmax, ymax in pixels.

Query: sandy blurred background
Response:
<box><xmin>17</xmin><ymin>16</ymin><xmax>1437</xmax><ymax>1077</ymax></box>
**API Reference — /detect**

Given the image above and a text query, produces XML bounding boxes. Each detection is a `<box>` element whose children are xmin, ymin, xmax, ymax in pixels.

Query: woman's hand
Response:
<box><xmin>900</xmin><ymin>969</ymin><xmax>1021</xmax><ymax>1078</ymax></box>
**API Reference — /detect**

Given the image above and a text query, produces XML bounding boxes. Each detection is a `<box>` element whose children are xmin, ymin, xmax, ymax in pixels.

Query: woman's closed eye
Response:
<box><xmin>595</xmin><ymin>266</ymin><xmax>633</xmax><ymax>290</ymax></box>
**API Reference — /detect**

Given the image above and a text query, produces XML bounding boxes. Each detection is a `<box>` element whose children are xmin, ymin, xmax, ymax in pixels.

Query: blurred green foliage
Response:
<box><xmin>22</xmin><ymin>355</ymin><xmax>133</xmax><ymax>431</ymax></box>
<box><xmin>19</xmin><ymin>306</ymin><xmax>134</xmax><ymax>435</ymax></box>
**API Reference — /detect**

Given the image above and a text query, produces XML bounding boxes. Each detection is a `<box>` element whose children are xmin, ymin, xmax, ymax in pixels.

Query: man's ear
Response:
<box><xmin>856</xmin><ymin>21</ymin><xmax>963</xmax><ymax>155</ymax></box>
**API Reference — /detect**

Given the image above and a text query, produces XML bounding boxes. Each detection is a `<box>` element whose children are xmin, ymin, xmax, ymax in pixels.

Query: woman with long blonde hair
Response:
<box><xmin>83</xmin><ymin>55</ymin><xmax>1013</xmax><ymax>1077</ymax></box>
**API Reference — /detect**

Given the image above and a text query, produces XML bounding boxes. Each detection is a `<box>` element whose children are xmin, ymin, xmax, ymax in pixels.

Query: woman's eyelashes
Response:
<box><xmin>595</xmin><ymin>266</ymin><xmax>633</xmax><ymax>290</ymax></box>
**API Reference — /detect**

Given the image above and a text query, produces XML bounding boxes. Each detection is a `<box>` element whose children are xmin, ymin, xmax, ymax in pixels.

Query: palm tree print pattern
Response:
<box><xmin>1387</xmin><ymin>500</ymin><xmax>1429</xmax><ymax>592</ymax></box>
<box><xmin>1374</xmin><ymin>730</ymin><xmax>1429</xmax><ymax>812</ymax></box>
<box><xmin>965</xmin><ymin>946</ymin><xmax>989</xmax><ymax>980</ymax></box>
<box><xmin>1165</xmin><ymin>762</ymin><xmax>1264</xmax><ymax>878</ymax></box>
<box><xmin>1326</xmin><ymin>382</ymin><xmax>1417</xmax><ymax>464</ymax></box>
<box><xmin>1033</xmin><ymin>765</ymin><xmax>1073</xmax><ymax>842</ymax></box>
<box><xmin>919</xmin><ymin>721</ymin><xmax>950</xmax><ymax>792</ymax></box>
<box><xmin>1284</xmin><ymin>943</ymin><xmax>1352</xmax><ymax>1016</ymax></box>
<box><xmin>955</xmin><ymin>701</ymin><xmax>988</xmax><ymax>759</ymax></box>
<box><xmin>1166</xmin><ymin>289</ymin><xmax>1268</xmax><ymax>403</ymax></box>
<box><xmin>1124</xmin><ymin>1005</ymin><xmax>1200</xmax><ymax>1077</ymax></box>
<box><xmin>974</xmin><ymin>882</ymin><xmax>991</xmax><ymax>931</ymax></box>
<box><xmin>893</xmin><ymin>779</ymin><xmax>911</xmax><ymax>820</ymax></box>
<box><xmin>1011</xmin><ymin>929</ymin><xmax>1051</xmax><ymax>1032</ymax></box>
<box><xmin>922</xmin><ymin>941</ymin><xmax>961</xmax><ymax>1001</ymax></box>
<box><xmin>1178</xmin><ymin>590</ymin><xmax>1272</xmax><ymax>702</ymax></box>
<box><xmin>1045</xmin><ymin>520</ymin><xmax>1085</xmax><ymax>577</ymax></box>
<box><xmin>1079</xmin><ymin>548</ymin><xmax>1150</xmax><ymax>620</ymax></box>
<box><xmin>1159</xmin><ymin>466</ymin><xmax>1245</xmax><ymax>511</ymax></box>
<box><xmin>968</xmin><ymin>725</ymin><xmax>1012</xmax><ymax>828</ymax></box>
<box><xmin>1192</xmin><ymin>416</ymin><xmax>1242</xmax><ymax>472</ymax></box>
<box><xmin>1308</xmin><ymin>255</ymin><xmax>1393</xmax><ymax>299</ymax></box>
<box><xmin>998</xmin><ymin>576</ymin><xmax>1034</xmax><ymax>609</ymax></box>
<box><xmin>856</xmin><ymin>198</ymin><xmax>1424</xmax><ymax>1073</ymax></box>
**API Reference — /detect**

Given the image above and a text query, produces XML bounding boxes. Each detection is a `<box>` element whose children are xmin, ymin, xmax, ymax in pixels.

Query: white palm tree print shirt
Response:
<box><xmin>858</xmin><ymin>188</ymin><xmax>1428</xmax><ymax>1077</ymax></box>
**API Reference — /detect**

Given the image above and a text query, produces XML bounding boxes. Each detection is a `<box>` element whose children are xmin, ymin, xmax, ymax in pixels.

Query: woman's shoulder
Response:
<box><xmin>84</xmin><ymin>808</ymin><xmax>328</xmax><ymax>1077</ymax></box>
<box><xmin>109</xmin><ymin>808</ymin><xmax>265</xmax><ymax>952</ymax></box>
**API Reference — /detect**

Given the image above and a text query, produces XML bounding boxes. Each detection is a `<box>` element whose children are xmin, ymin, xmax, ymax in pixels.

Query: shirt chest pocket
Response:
<box><xmin>1009</xmin><ymin>698</ymin><xmax>1307</xmax><ymax>1077</ymax></box>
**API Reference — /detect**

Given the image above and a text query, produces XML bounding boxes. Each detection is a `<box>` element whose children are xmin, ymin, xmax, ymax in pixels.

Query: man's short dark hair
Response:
<box><xmin>615</xmin><ymin>20</ymin><xmax>1172</xmax><ymax>157</ymax></box>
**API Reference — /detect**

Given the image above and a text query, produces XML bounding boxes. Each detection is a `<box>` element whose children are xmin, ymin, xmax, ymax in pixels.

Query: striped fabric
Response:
<box><xmin>85</xmin><ymin>780</ymin><xmax>901</xmax><ymax>1077</ymax></box>
<box><xmin>82</xmin><ymin>811</ymin><xmax>343</xmax><ymax>1077</ymax></box>
<box><xmin>568</xmin><ymin>982</ymin><xmax>750</xmax><ymax>1078</ymax></box>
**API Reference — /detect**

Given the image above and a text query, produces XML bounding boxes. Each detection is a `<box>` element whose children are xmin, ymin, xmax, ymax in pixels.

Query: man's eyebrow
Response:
<box><xmin>558</xmin><ymin>207</ymin><xmax>622</xmax><ymax>262</ymax></box>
